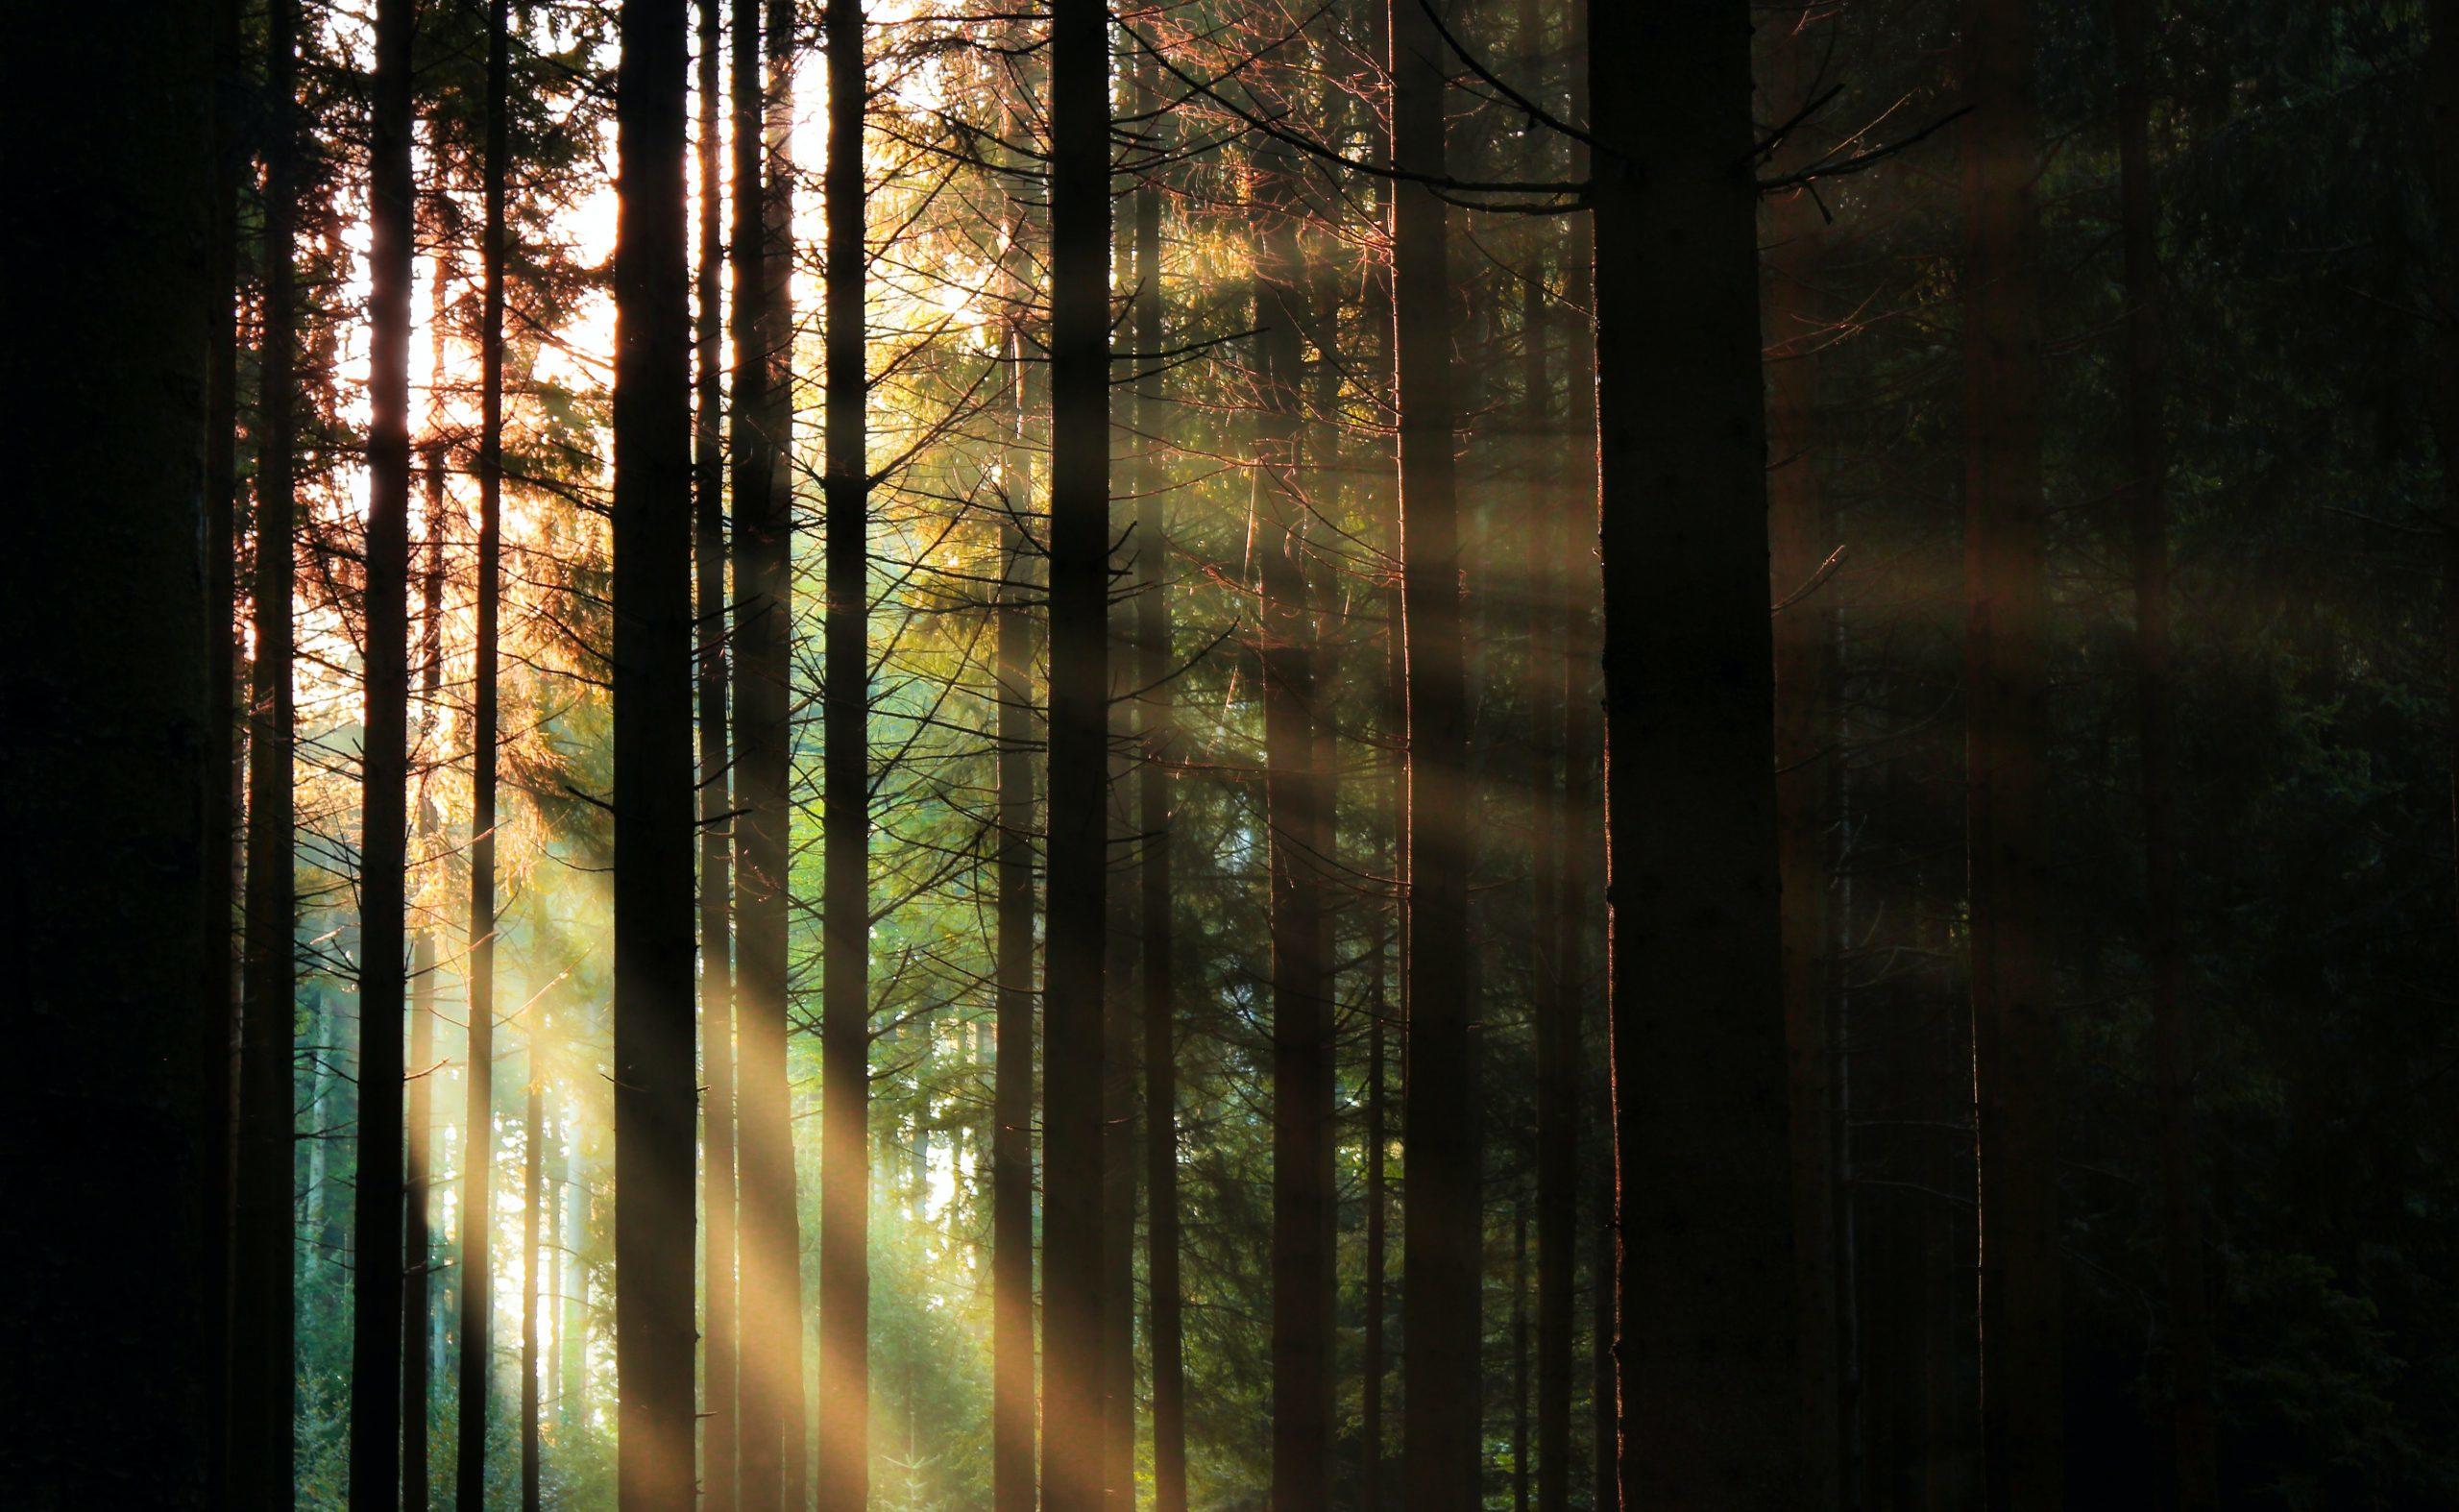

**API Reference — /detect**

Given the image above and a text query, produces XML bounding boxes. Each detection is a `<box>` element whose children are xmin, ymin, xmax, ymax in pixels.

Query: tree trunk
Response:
<box><xmin>1590</xmin><ymin>0</ymin><xmax>1799</xmax><ymax>1503</ymax></box>
<box><xmin>2114</xmin><ymin>0</ymin><xmax>2216</xmax><ymax>1502</ymax></box>
<box><xmin>455</xmin><ymin>0</ymin><xmax>512</xmax><ymax>1487</ymax></box>
<box><xmin>408</xmin><ymin>389</ymin><xmax>450</xmax><ymax>1508</ymax></box>
<box><xmin>992</xmin><ymin>60</ymin><xmax>1041</xmax><ymax>1510</ymax></box>
<box><xmin>610</xmin><ymin>0</ymin><xmax>698</xmax><ymax>1501</ymax></box>
<box><xmin>1959</xmin><ymin>0</ymin><xmax>2063</xmax><ymax>1498</ymax></box>
<box><xmin>349</xmin><ymin>0</ymin><xmax>418</xmax><ymax>1496</ymax></box>
<box><xmin>695</xmin><ymin>0</ymin><xmax>739</xmax><ymax>1498</ymax></box>
<box><xmin>818</xmin><ymin>2</ymin><xmax>873</xmax><ymax>1505</ymax></box>
<box><xmin>234</xmin><ymin>0</ymin><xmax>303</xmax><ymax>1496</ymax></box>
<box><xmin>10</xmin><ymin>6</ymin><xmax>217</xmax><ymax>1494</ymax></box>
<box><xmin>733</xmin><ymin>0</ymin><xmax>802</xmax><ymax>1493</ymax></box>
<box><xmin>1134</xmin><ymin>29</ymin><xmax>1188</xmax><ymax>1512</ymax></box>
<box><xmin>1042</xmin><ymin>2</ymin><xmax>1112</xmax><ymax>1505</ymax></box>
<box><xmin>1254</xmin><ymin>129</ymin><xmax>1333</xmax><ymax>1512</ymax></box>
<box><xmin>1390</xmin><ymin>4</ymin><xmax>1478</xmax><ymax>1504</ymax></box>
<box><xmin>1765</xmin><ymin>11</ymin><xmax>1842</xmax><ymax>1507</ymax></box>
<box><xmin>203</xmin><ymin>0</ymin><xmax>246</xmax><ymax>1487</ymax></box>
<box><xmin>522</xmin><ymin>1046</ymin><xmax>545</xmax><ymax>1512</ymax></box>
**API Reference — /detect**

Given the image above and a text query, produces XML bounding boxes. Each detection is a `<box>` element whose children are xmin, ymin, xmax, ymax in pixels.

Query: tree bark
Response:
<box><xmin>1389</xmin><ymin>4</ymin><xmax>1479</xmax><ymax>1503</ymax></box>
<box><xmin>695</xmin><ymin>0</ymin><xmax>740</xmax><ymax>1498</ymax></box>
<box><xmin>234</xmin><ymin>0</ymin><xmax>303</xmax><ymax>1495</ymax></box>
<box><xmin>1042</xmin><ymin>2</ymin><xmax>1112</xmax><ymax>1505</ymax></box>
<box><xmin>1959</xmin><ymin>0</ymin><xmax>2063</xmax><ymax>1498</ymax></box>
<box><xmin>6</xmin><ymin>6</ymin><xmax>216</xmax><ymax>1498</ymax></box>
<box><xmin>1134</xmin><ymin>30</ymin><xmax>1188</xmax><ymax>1512</ymax></box>
<box><xmin>349</xmin><ymin>0</ymin><xmax>418</xmax><ymax>1496</ymax></box>
<box><xmin>2114</xmin><ymin>0</ymin><xmax>2216</xmax><ymax>1502</ymax></box>
<box><xmin>204</xmin><ymin>0</ymin><xmax>246</xmax><ymax>1488</ymax></box>
<box><xmin>818</xmin><ymin>2</ymin><xmax>873</xmax><ymax>1505</ymax></box>
<box><xmin>1590</xmin><ymin>0</ymin><xmax>1799</xmax><ymax>1503</ymax></box>
<box><xmin>610</xmin><ymin>0</ymin><xmax>699</xmax><ymax>1502</ymax></box>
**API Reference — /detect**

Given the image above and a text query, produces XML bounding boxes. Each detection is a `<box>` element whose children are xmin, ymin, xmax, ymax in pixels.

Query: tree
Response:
<box><xmin>695</xmin><ymin>0</ymin><xmax>740</xmax><ymax>1499</ymax></box>
<box><xmin>234</xmin><ymin>0</ymin><xmax>304</xmax><ymax>1497</ymax></box>
<box><xmin>454</xmin><ymin>0</ymin><xmax>514</xmax><ymax>1492</ymax></box>
<box><xmin>347</xmin><ymin>0</ymin><xmax>418</xmax><ymax>1496</ymax></box>
<box><xmin>1042</xmin><ymin>1</ymin><xmax>1112</xmax><ymax>1505</ymax></box>
<box><xmin>1132</xmin><ymin>26</ymin><xmax>1188</xmax><ymax>1511</ymax></box>
<box><xmin>7</xmin><ymin>3</ymin><xmax>218</xmax><ymax>1498</ymax></box>
<box><xmin>609</xmin><ymin>0</ymin><xmax>698</xmax><ymax>1501</ymax></box>
<box><xmin>817</xmin><ymin>0</ymin><xmax>874</xmax><ymax>1504</ymax></box>
<box><xmin>1254</xmin><ymin>116</ymin><xmax>1334</xmax><ymax>1512</ymax></box>
<box><xmin>1390</xmin><ymin>2</ymin><xmax>1479</xmax><ymax>1502</ymax></box>
<box><xmin>732</xmin><ymin>0</ymin><xmax>803</xmax><ymax>1492</ymax></box>
<box><xmin>1960</xmin><ymin>0</ymin><xmax>2063</xmax><ymax>1499</ymax></box>
<box><xmin>1590</xmin><ymin>0</ymin><xmax>1799</xmax><ymax>1503</ymax></box>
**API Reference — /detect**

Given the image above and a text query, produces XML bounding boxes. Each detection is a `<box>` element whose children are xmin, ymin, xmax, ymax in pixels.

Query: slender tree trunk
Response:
<box><xmin>234</xmin><ymin>0</ymin><xmax>303</xmax><ymax>1496</ymax></box>
<box><xmin>1361</xmin><ymin>938</ymin><xmax>1389</xmax><ymax>1512</ymax></box>
<box><xmin>407</xmin><ymin>404</ymin><xmax>450</xmax><ymax>1509</ymax></box>
<box><xmin>1765</xmin><ymin>12</ymin><xmax>1842</xmax><ymax>1507</ymax></box>
<box><xmin>733</xmin><ymin>0</ymin><xmax>802</xmax><ymax>1493</ymax></box>
<box><xmin>522</xmin><ymin>1046</ymin><xmax>545</xmax><ymax>1512</ymax></box>
<box><xmin>818</xmin><ymin>2</ymin><xmax>873</xmax><ymax>1504</ymax></box>
<box><xmin>1959</xmin><ymin>0</ymin><xmax>2062</xmax><ymax>1498</ymax></box>
<box><xmin>1254</xmin><ymin>130</ymin><xmax>1333</xmax><ymax>1512</ymax></box>
<box><xmin>204</xmin><ymin>0</ymin><xmax>246</xmax><ymax>1487</ymax></box>
<box><xmin>349</xmin><ymin>0</ymin><xmax>418</xmax><ymax>1498</ymax></box>
<box><xmin>610</xmin><ymin>0</ymin><xmax>698</xmax><ymax>1502</ymax></box>
<box><xmin>454</xmin><ymin>0</ymin><xmax>512</xmax><ymax>1488</ymax></box>
<box><xmin>1591</xmin><ymin>0</ymin><xmax>1799</xmax><ymax>1504</ymax></box>
<box><xmin>1134</xmin><ymin>31</ymin><xmax>1188</xmax><ymax>1512</ymax></box>
<box><xmin>1390</xmin><ymin>3</ymin><xmax>1478</xmax><ymax>1502</ymax></box>
<box><xmin>10</xmin><ymin>5</ymin><xmax>217</xmax><ymax>1491</ymax></box>
<box><xmin>2114</xmin><ymin>1</ymin><xmax>2216</xmax><ymax>1503</ymax></box>
<box><xmin>991</xmin><ymin>66</ymin><xmax>1041</xmax><ymax>1510</ymax></box>
<box><xmin>695</xmin><ymin>0</ymin><xmax>740</xmax><ymax>1498</ymax></box>
<box><xmin>1042</xmin><ymin>2</ymin><xmax>1112</xmax><ymax>1505</ymax></box>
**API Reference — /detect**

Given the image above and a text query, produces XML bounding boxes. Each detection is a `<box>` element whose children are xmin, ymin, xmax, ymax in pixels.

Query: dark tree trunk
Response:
<box><xmin>349</xmin><ymin>0</ymin><xmax>418</xmax><ymax>1497</ymax></box>
<box><xmin>522</xmin><ymin>1047</ymin><xmax>545</xmax><ymax>1512</ymax></box>
<box><xmin>992</xmin><ymin>63</ymin><xmax>1041</xmax><ymax>1510</ymax></box>
<box><xmin>2114</xmin><ymin>0</ymin><xmax>2216</xmax><ymax>1502</ymax></box>
<box><xmin>204</xmin><ymin>0</ymin><xmax>246</xmax><ymax>1489</ymax></box>
<box><xmin>455</xmin><ymin>0</ymin><xmax>512</xmax><ymax>1490</ymax></box>
<box><xmin>234</xmin><ymin>0</ymin><xmax>303</xmax><ymax>1496</ymax></box>
<box><xmin>1134</xmin><ymin>31</ymin><xmax>1188</xmax><ymax>1512</ymax></box>
<box><xmin>1959</xmin><ymin>0</ymin><xmax>2063</xmax><ymax>1499</ymax></box>
<box><xmin>695</xmin><ymin>0</ymin><xmax>739</xmax><ymax>1498</ymax></box>
<box><xmin>1590</xmin><ymin>0</ymin><xmax>1799</xmax><ymax>1504</ymax></box>
<box><xmin>1390</xmin><ymin>4</ymin><xmax>1479</xmax><ymax>1504</ymax></box>
<box><xmin>733</xmin><ymin>0</ymin><xmax>802</xmax><ymax>1494</ymax></box>
<box><xmin>610</xmin><ymin>0</ymin><xmax>698</xmax><ymax>1502</ymax></box>
<box><xmin>1765</xmin><ymin>11</ymin><xmax>1842</xmax><ymax>1507</ymax></box>
<box><xmin>1042</xmin><ymin>2</ymin><xmax>1112</xmax><ymax>1505</ymax></box>
<box><xmin>818</xmin><ymin>2</ymin><xmax>873</xmax><ymax>1505</ymax></box>
<box><xmin>1254</xmin><ymin>129</ymin><xmax>1333</xmax><ymax>1512</ymax></box>
<box><xmin>407</xmin><ymin>412</ymin><xmax>450</xmax><ymax>1507</ymax></box>
<box><xmin>8</xmin><ymin>6</ymin><xmax>216</xmax><ymax>1498</ymax></box>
